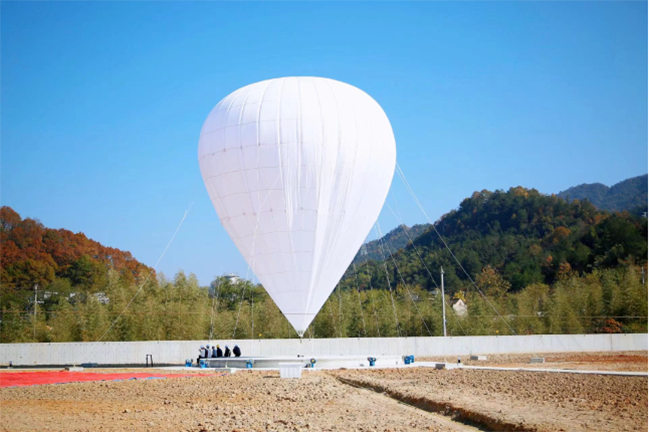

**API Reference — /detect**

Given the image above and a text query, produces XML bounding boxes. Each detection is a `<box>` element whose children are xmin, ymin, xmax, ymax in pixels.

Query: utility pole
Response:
<box><xmin>642</xmin><ymin>267</ymin><xmax>645</xmax><ymax>285</ymax></box>
<box><xmin>33</xmin><ymin>284</ymin><xmax>38</xmax><ymax>340</ymax></box>
<box><xmin>441</xmin><ymin>267</ymin><xmax>447</xmax><ymax>337</ymax></box>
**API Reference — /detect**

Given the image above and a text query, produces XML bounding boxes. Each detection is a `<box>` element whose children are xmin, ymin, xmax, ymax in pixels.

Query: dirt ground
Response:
<box><xmin>420</xmin><ymin>350</ymin><xmax>648</xmax><ymax>372</ymax></box>
<box><xmin>0</xmin><ymin>351</ymin><xmax>647</xmax><ymax>432</ymax></box>
<box><xmin>0</xmin><ymin>370</ymin><xmax>475</xmax><ymax>432</ymax></box>
<box><xmin>333</xmin><ymin>368</ymin><xmax>647</xmax><ymax>432</ymax></box>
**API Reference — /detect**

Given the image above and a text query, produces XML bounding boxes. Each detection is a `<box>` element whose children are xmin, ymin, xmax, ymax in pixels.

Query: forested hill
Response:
<box><xmin>0</xmin><ymin>206</ymin><xmax>152</xmax><ymax>293</ymax></box>
<box><xmin>351</xmin><ymin>175</ymin><xmax>647</xmax><ymax>271</ymax></box>
<box><xmin>558</xmin><ymin>174</ymin><xmax>648</xmax><ymax>213</ymax></box>
<box><xmin>341</xmin><ymin>187</ymin><xmax>647</xmax><ymax>294</ymax></box>
<box><xmin>352</xmin><ymin>224</ymin><xmax>430</xmax><ymax>264</ymax></box>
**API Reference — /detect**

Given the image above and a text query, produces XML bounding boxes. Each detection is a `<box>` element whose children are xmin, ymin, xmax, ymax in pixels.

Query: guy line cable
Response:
<box><xmin>395</xmin><ymin>163</ymin><xmax>517</xmax><ymax>336</ymax></box>
<box><xmin>376</xmin><ymin>220</ymin><xmax>433</xmax><ymax>337</ymax></box>
<box><xmin>374</xmin><ymin>223</ymin><xmax>402</xmax><ymax>338</ymax></box>
<box><xmin>384</xmin><ymin>200</ymin><xmax>468</xmax><ymax>336</ymax></box>
<box><xmin>83</xmin><ymin>200</ymin><xmax>194</xmax><ymax>360</ymax></box>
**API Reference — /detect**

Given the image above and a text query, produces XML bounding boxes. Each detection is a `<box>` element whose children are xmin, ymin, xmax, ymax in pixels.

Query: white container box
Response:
<box><xmin>279</xmin><ymin>362</ymin><xmax>303</xmax><ymax>379</ymax></box>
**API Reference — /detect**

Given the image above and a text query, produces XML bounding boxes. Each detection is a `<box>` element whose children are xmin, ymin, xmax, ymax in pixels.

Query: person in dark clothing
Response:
<box><xmin>211</xmin><ymin>346</ymin><xmax>218</xmax><ymax>358</ymax></box>
<box><xmin>224</xmin><ymin>345</ymin><xmax>231</xmax><ymax>357</ymax></box>
<box><xmin>215</xmin><ymin>345</ymin><xmax>223</xmax><ymax>358</ymax></box>
<box><xmin>233</xmin><ymin>345</ymin><xmax>241</xmax><ymax>357</ymax></box>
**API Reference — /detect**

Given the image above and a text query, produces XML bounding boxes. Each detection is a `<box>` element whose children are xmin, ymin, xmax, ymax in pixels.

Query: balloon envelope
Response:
<box><xmin>198</xmin><ymin>77</ymin><xmax>395</xmax><ymax>335</ymax></box>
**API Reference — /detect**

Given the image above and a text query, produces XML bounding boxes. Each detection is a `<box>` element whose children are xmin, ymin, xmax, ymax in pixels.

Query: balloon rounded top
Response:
<box><xmin>198</xmin><ymin>77</ymin><xmax>396</xmax><ymax>334</ymax></box>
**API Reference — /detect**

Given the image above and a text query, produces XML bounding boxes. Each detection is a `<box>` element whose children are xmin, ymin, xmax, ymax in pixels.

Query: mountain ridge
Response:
<box><xmin>357</xmin><ymin>174</ymin><xmax>648</xmax><ymax>269</ymax></box>
<box><xmin>353</xmin><ymin>224</ymin><xmax>430</xmax><ymax>264</ymax></box>
<box><xmin>558</xmin><ymin>174</ymin><xmax>647</xmax><ymax>213</ymax></box>
<box><xmin>341</xmin><ymin>185</ymin><xmax>647</xmax><ymax>294</ymax></box>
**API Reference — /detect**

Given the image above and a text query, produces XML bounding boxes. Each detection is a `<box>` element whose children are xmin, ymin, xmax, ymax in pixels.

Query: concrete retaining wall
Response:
<box><xmin>1</xmin><ymin>333</ymin><xmax>646</xmax><ymax>366</ymax></box>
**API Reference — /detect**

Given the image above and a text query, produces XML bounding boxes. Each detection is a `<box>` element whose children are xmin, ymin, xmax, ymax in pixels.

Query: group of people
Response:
<box><xmin>197</xmin><ymin>343</ymin><xmax>241</xmax><ymax>364</ymax></box>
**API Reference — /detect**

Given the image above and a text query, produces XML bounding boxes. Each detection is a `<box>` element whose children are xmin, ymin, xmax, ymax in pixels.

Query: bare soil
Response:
<box><xmin>1</xmin><ymin>352</ymin><xmax>647</xmax><ymax>432</ymax></box>
<box><xmin>0</xmin><ymin>370</ymin><xmax>474</xmax><ymax>432</ymax></box>
<box><xmin>419</xmin><ymin>350</ymin><xmax>648</xmax><ymax>372</ymax></box>
<box><xmin>333</xmin><ymin>367</ymin><xmax>648</xmax><ymax>432</ymax></box>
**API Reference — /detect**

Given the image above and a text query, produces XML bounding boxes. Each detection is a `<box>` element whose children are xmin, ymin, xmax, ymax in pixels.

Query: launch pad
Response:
<box><xmin>198</xmin><ymin>355</ymin><xmax>402</xmax><ymax>370</ymax></box>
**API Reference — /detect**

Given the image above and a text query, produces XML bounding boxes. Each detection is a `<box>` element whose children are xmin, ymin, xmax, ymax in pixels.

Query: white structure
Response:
<box><xmin>94</xmin><ymin>292</ymin><xmax>110</xmax><ymax>305</ymax></box>
<box><xmin>452</xmin><ymin>299</ymin><xmax>468</xmax><ymax>316</ymax></box>
<box><xmin>1</xmin><ymin>334</ymin><xmax>646</xmax><ymax>367</ymax></box>
<box><xmin>279</xmin><ymin>362</ymin><xmax>303</xmax><ymax>378</ymax></box>
<box><xmin>199</xmin><ymin>77</ymin><xmax>396</xmax><ymax>336</ymax></box>
<box><xmin>223</xmin><ymin>273</ymin><xmax>240</xmax><ymax>284</ymax></box>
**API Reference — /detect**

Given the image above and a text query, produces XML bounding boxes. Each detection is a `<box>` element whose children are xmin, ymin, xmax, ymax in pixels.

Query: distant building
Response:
<box><xmin>223</xmin><ymin>273</ymin><xmax>240</xmax><ymax>284</ymax></box>
<box><xmin>94</xmin><ymin>292</ymin><xmax>110</xmax><ymax>305</ymax></box>
<box><xmin>40</xmin><ymin>292</ymin><xmax>79</xmax><ymax>304</ymax></box>
<box><xmin>39</xmin><ymin>291</ymin><xmax>108</xmax><ymax>304</ymax></box>
<box><xmin>452</xmin><ymin>299</ymin><xmax>467</xmax><ymax>316</ymax></box>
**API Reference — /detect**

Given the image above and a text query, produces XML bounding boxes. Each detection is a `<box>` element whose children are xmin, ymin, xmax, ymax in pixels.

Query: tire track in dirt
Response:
<box><xmin>335</xmin><ymin>375</ymin><xmax>488</xmax><ymax>432</ymax></box>
<box><xmin>335</xmin><ymin>375</ymin><xmax>538</xmax><ymax>432</ymax></box>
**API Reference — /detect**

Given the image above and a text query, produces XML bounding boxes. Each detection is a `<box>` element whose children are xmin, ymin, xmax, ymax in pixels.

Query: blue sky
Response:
<box><xmin>2</xmin><ymin>2</ymin><xmax>647</xmax><ymax>285</ymax></box>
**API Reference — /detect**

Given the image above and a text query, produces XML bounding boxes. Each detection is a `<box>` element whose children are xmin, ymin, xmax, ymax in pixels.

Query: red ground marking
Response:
<box><xmin>0</xmin><ymin>371</ymin><xmax>216</xmax><ymax>388</ymax></box>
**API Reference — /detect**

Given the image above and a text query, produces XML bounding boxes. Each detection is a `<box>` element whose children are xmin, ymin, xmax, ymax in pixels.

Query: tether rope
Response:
<box><xmin>327</xmin><ymin>289</ymin><xmax>341</xmax><ymax>338</ymax></box>
<box><xmin>376</xmin><ymin>221</ymin><xmax>433</xmax><ymax>337</ymax></box>
<box><xmin>374</xmin><ymin>223</ymin><xmax>402</xmax><ymax>337</ymax></box>
<box><xmin>395</xmin><ymin>163</ymin><xmax>517</xmax><ymax>336</ymax></box>
<box><xmin>83</xmin><ymin>201</ymin><xmax>194</xmax><ymax>361</ymax></box>
<box><xmin>384</xmin><ymin>201</ymin><xmax>468</xmax><ymax>336</ymax></box>
<box><xmin>250</xmin><ymin>281</ymin><xmax>255</xmax><ymax>339</ymax></box>
<box><xmin>352</xmin><ymin>262</ymin><xmax>368</xmax><ymax>337</ymax></box>
<box><xmin>208</xmin><ymin>267</ymin><xmax>223</xmax><ymax>340</ymax></box>
<box><xmin>358</xmin><ymin>252</ymin><xmax>382</xmax><ymax>337</ymax></box>
<box><xmin>337</xmin><ymin>283</ymin><xmax>344</xmax><ymax>336</ymax></box>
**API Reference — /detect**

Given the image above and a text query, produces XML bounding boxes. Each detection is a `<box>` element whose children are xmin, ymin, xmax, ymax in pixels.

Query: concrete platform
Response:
<box><xmin>198</xmin><ymin>355</ymin><xmax>402</xmax><ymax>369</ymax></box>
<box><xmin>416</xmin><ymin>362</ymin><xmax>462</xmax><ymax>370</ymax></box>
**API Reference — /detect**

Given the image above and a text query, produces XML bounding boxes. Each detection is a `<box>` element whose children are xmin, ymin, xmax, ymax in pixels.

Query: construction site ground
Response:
<box><xmin>0</xmin><ymin>351</ymin><xmax>646</xmax><ymax>432</ymax></box>
<box><xmin>419</xmin><ymin>350</ymin><xmax>648</xmax><ymax>372</ymax></box>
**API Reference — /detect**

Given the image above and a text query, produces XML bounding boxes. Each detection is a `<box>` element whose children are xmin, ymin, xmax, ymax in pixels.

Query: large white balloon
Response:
<box><xmin>198</xmin><ymin>77</ymin><xmax>396</xmax><ymax>335</ymax></box>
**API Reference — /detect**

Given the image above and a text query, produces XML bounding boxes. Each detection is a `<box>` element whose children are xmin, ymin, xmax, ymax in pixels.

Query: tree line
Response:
<box><xmin>0</xmin><ymin>184</ymin><xmax>647</xmax><ymax>343</ymax></box>
<box><xmin>1</xmin><ymin>265</ymin><xmax>646</xmax><ymax>343</ymax></box>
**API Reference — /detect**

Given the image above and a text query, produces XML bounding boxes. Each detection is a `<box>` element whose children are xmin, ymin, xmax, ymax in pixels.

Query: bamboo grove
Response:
<box><xmin>1</xmin><ymin>265</ymin><xmax>646</xmax><ymax>343</ymax></box>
